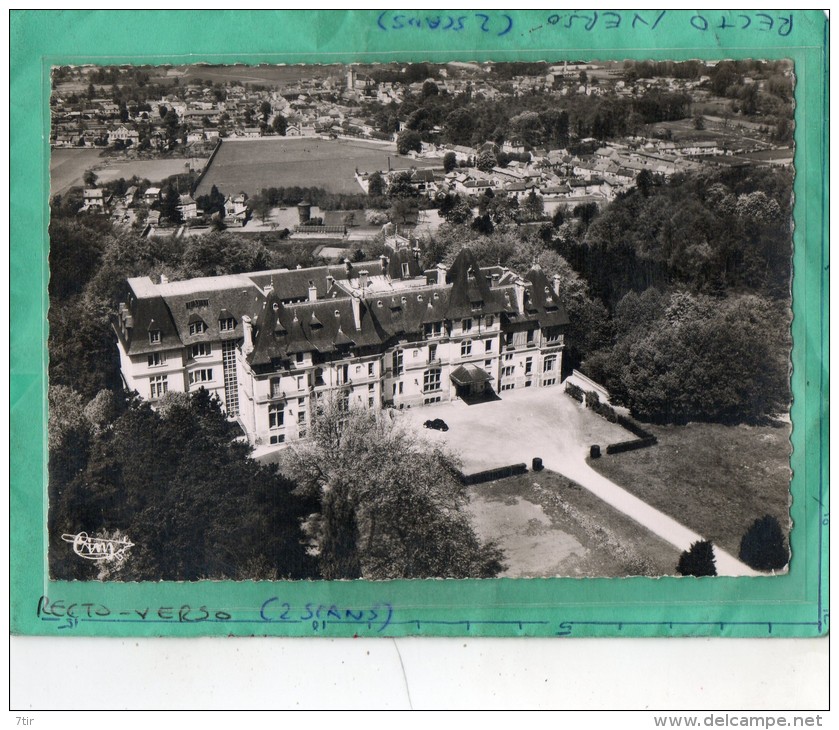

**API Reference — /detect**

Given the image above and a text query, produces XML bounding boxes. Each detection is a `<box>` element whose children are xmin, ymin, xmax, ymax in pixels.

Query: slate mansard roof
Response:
<box><xmin>114</xmin><ymin>249</ymin><xmax>569</xmax><ymax>363</ymax></box>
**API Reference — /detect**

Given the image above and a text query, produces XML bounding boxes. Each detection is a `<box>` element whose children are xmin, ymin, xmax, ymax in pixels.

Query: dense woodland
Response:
<box><xmin>419</xmin><ymin>165</ymin><xmax>793</xmax><ymax>425</ymax></box>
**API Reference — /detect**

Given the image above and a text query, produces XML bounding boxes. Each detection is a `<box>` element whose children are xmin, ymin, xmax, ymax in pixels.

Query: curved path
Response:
<box><xmin>405</xmin><ymin>386</ymin><xmax>759</xmax><ymax>577</ymax></box>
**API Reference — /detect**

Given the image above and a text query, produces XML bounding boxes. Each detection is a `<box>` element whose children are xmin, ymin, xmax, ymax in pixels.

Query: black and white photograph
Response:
<box><xmin>47</xmin><ymin>59</ymin><xmax>795</xmax><ymax>584</ymax></box>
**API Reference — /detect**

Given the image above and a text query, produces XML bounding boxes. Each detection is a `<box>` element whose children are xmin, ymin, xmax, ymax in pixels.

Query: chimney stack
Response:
<box><xmin>308</xmin><ymin>280</ymin><xmax>318</xmax><ymax>302</ymax></box>
<box><xmin>350</xmin><ymin>292</ymin><xmax>362</xmax><ymax>330</ymax></box>
<box><xmin>514</xmin><ymin>278</ymin><xmax>526</xmax><ymax>315</ymax></box>
<box><xmin>242</xmin><ymin>315</ymin><xmax>254</xmax><ymax>355</ymax></box>
<box><xmin>326</xmin><ymin>274</ymin><xmax>335</xmax><ymax>291</ymax></box>
<box><xmin>491</xmin><ymin>272</ymin><xmax>500</xmax><ymax>288</ymax></box>
<box><xmin>344</xmin><ymin>258</ymin><xmax>353</xmax><ymax>276</ymax></box>
<box><xmin>160</xmin><ymin>274</ymin><xmax>169</xmax><ymax>284</ymax></box>
<box><xmin>380</xmin><ymin>254</ymin><xmax>389</xmax><ymax>274</ymax></box>
<box><xmin>552</xmin><ymin>274</ymin><xmax>562</xmax><ymax>298</ymax></box>
<box><xmin>358</xmin><ymin>269</ymin><xmax>369</xmax><ymax>291</ymax></box>
<box><xmin>436</xmin><ymin>263</ymin><xmax>447</xmax><ymax>286</ymax></box>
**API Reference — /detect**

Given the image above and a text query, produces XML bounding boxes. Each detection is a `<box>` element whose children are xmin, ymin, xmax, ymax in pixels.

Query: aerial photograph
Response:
<box><xmin>47</xmin><ymin>59</ymin><xmax>795</xmax><ymax>583</ymax></box>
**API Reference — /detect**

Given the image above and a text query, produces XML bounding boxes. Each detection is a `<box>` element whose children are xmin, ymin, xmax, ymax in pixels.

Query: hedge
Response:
<box><xmin>606</xmin><ymin>436</ymin><xmax>658</xmax><ymax>455</ymax></box>
<box><xmin>461</xmin><ymin>463</ymin><xmax>528</xmax><ymax>485</ymax></box>
<box><xmin>616</xmin><ymin>414</ymin><xmax>654</xmax><ymax>440</ymax></box>
<box><xmin>565</xmin><ymin>381</ymin><xmax>584</xmax><ymax>402</ymax></box>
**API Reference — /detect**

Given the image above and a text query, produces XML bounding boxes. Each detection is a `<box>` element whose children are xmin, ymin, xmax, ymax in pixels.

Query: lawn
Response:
<box><xmin>195</xmin><ymin>137</ymin><xmax>442</xmax><ymax>197</ymax></box>
<box><xmin>467</xmin><ymin>470</ymin><xmax>682</xmax><ymax>578</ymax></box>
<box><xmin>588</xmin><ymin>421</ymin><xmax>792</xmax><ymax>560</ymax></box>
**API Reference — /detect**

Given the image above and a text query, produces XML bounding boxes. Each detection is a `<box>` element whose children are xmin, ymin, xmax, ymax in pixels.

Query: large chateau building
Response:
<box><xmin>113</xmin><ymin>246</ymin><xmax>569</xmax><ymax>446</ymax></box>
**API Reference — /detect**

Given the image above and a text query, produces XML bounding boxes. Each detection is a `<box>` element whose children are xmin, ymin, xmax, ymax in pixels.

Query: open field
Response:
<box><xmin>467</xmin><ymin>470</ymin><xmax>681</xmax><ymax>577</ymax></box>
<box><xmin>50</xmin><ymin>149</ymin><xmax>206</xmax><ymax>195</ymax></box>
<box><xmin>195</xmin><ymin>137</ymin><xmax>442</xmax><ymax>197</ymax></box>
<box><xmin>49</xmin><ymin>148</ymin><xmax>103</xmax><ymax>195</ymax></box>
<box><xmin>588</xmin><ymin>421</ymin><xmax>792</xmax><ymax>561</ymax></box>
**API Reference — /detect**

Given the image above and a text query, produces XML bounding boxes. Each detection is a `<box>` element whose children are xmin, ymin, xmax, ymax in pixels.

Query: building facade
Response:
<box><xmin>113</xmin><ymin>247</ymin><xmax>569</xmax><ymax>447</ymax></box>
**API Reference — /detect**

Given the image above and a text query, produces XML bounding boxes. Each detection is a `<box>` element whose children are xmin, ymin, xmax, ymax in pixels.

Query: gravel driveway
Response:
<box><xmin>402</xmin><ymin>386</ymin><xmax>759</xmax><ymax>577</ymax></box>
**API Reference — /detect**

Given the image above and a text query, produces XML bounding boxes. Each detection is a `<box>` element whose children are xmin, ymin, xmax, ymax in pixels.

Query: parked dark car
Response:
<box><xmin>423</xmin><ymin>418</ymin><xmax>449</xmax><ymax>432</ymax></box>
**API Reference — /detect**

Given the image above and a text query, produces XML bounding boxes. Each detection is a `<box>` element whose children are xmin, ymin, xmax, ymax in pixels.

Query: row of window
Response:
<box><xmin>269</xmin><ymin>398</ymin><xmax>308</xmax><ymax>429</ymax></box>
<box><xmin>147</xmin><ymin>328</ymin><xmax>560</xmax><ymax>369</ymax></box>
<box><xmin>148</xmin><ymin>317</ymin><xmax>237</xmax><ymax>344</ymax></box>
<box><xmin>147</xmin><ymin>343</ymin><xmax>214</xmax><ymax>368</ymax></box>
<box><xmin>189</xmin><ymin>368</ymin><xmax>214</xmax><ymax>385</ymax></box>
<box><xmin>148</xmin><ymin>369</ymin><xmax>224</xmax><ymax>397</ymax></box>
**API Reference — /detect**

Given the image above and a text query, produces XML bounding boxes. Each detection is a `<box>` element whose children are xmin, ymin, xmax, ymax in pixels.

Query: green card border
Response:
<box><xmin>10</xmin><ymin>10</ymin><xmax>829</xmax><ymax>638</ymax></box>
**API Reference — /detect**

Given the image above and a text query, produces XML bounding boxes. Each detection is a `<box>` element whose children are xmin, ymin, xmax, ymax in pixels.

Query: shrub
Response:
<box><xmin>591</xmin><ymin>398</ymin><xmax>619</xmax><ymax>423</ymax></box>
<box><xmin>739</xmin><ymin>515</ymin><xmax>788</xmax><ymax>571</ymax></box>
<box><xmin>606</xmin><ymin>437</ymin><xmax>657</xmax><ymax>455</ymax></box>
<box><xmin>565</xmin><ymin>382</ymin><xmax>584</xmax><ymax>402</ymax></box>
<box><xmin>676</xmin><ymin>540</ymin><xmax>717</xmax><ymax>577</ymax></box>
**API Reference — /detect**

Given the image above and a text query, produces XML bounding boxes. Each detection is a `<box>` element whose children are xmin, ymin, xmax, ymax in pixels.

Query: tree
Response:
<box><xmin>387</xmin><ymin>170</ymin><xmax>417</xmax><ymax>199</ymax></box>
<box><xmin>367</xmin><ymin>171</ymin><xmax>386</xmax><ymax>197</ymax></box>
<box><xmin>522</xmin><ymin>190</ymin><xmax>544</xmax><ymax>222</ymax></box>
<box><xmin>259</xmin><ymin>100</ymin><xmax>272</xmax><ymax>121</ymax></box>
<box><xmin>196</xmin><ymin>184</ymin><xmax>226</xmax><ymax>217</ymax></box>
<box><xmin>159</xmin><ymin>186</ymin><xmax>182</xmax><ymax>225</ymax></box>
<box><xmin>444</xmin><ymin>108</ymin><xmax>475</xmax><ymax>145</ymax></box>
<box><xmin>476</xmin><ymin>149</ymin><xmax>497</xmax><ymax>172</ymax></box>
<box><xmin>616</xmin><ymin>293</ymin><xmax>790</xmax><ymax>423</ymax></box>
<box><xmin>739</xmin><ymin>516</ymin><xmax>788</xmax><ymax>571</ymax></box>
<box><xmin>50</xmin><ymin>390</ymin><xmax>317</xmax><ymax>581</ymax></box>
<box><xmin>573</xmin><ymin>202</ymin><xmax>599</xmax><ymax>227</ymax></box>
<box><xmin>82</xmin><ymin>170</ymin><xmax>98</xmax><ymax>188</ymax></box>
<box><xmin>271</xmin><ymin>113</ymin><xmax>287</xmax><ymax>136</ymax></box>
<box><xmin>48</xmin><ymin>217</ymin><xmax>106</xmax><ymax>300</ymax></box>
<box><xmin>676</xmin><ymin>540</ymin><xmax>717</xmax><ymax>576</ymax></box>
<box><xmin>421</xmin><ymin>80</ymin><xmax>439</xmax><ymax>98</ymax></box>
<box><xmin>282</xmin><ymin>397</ymin><xmax>504</xmax><ymax>580</ymax></box>
<box><xmin>442</xmin><ymin>151</ymin><xmax>457</xmax><ymax>173</ymax></box>
<box><xmin>162</xmin><ymin>108</ymin><xmax>180</xmax><ymax>146</ymax></box>
<box><xmin>693</xmin><ymin>114</ymin><xmax>706</xmax><ymax>130</ymax></box>
<box><xmin>441</xmin><ymin>195</ymin><xmax>473</xmax><ymax>226</ymax></box>
<box><xmin>509</xmin><ymin>110</ymin><xmax>543</xmax><ymax>148</ymax></box>
<box><xmin>388</xmin><ymin>198</ymin><xmax>419</xmax><ymax>228</ymax></box>
<box><xmin>396</xmin><ymin>130</ymin><xmax>422</xmax><ymax>155</ymax></box>
<box><xmin>471</xmin><ymin>213</ymin><xmax>494</xmax><ymax>235</ymax></box>
<box><xmin>636</xmin><ymin>169</ymin><xmax>654</xmax><ymax>197</ymax></box>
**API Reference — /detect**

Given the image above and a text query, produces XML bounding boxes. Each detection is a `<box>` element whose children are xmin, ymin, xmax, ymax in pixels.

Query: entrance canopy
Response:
<box><xmin>450</xmin><ymin>364</ymin><xmax>493</xmax><ymax>387</ymax></box>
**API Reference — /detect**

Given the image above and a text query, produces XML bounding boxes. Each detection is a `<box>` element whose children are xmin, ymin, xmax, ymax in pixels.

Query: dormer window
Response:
<box><xmin>219</xmin><ymin>317</ymin><xmax>235</xmax><ymax>332</ymax></box>
<box><xmin>189</xmin><ymin>321</ymin><xmax>207</xmax><ymax>336</ymax></box>
<box><xmin>149</xmin><ymin>330</ymin><xmax>161</xmax><ymax>344</ymax></box>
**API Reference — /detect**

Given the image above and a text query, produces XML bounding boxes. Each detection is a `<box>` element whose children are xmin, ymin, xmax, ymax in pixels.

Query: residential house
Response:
<box><xmin>82</xmin><ymin>188</ymin><xmax>110</xmax><ymax>213</ymax></box>
<box><xmin>177</xmin><ymin>194</ymin><xmax>198</xmax><ymax>221</ymax></box>
<box><xmin>223</xmin><ymin>194</ymin><xmax>249</xmax><ymax>227</ymax></box>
